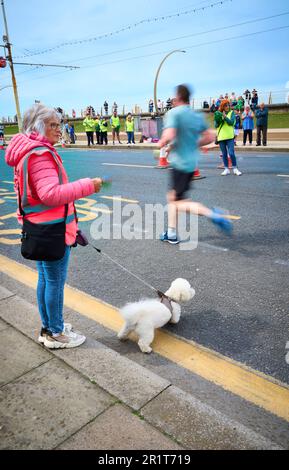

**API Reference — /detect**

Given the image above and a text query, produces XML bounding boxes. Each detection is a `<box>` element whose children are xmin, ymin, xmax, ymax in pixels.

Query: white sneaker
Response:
<box><xmin>233</xmin><ymin>168</ymin><xmax>242</xmax><ymax>176</ymax></box>
<box><xmin>38</xmin><ymin>323</ymin><xmax>72</xmax><ymax>344</ymax></box>
<box><xmin>221</xmin><ymin>168</ymin><xmax>230</xmax><ymax>176</ymax></box>
<box><xmin>43</xmin><ymin>330</ymin><xmax>86</xmax><ymax>349</ymax></box>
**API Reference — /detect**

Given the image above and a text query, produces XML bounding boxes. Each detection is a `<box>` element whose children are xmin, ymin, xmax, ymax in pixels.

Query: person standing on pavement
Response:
<box><xmin>0</xmin><ymin>122</ymin><xmax>5</xmax><ymax>145</ymax></box>
<box><xmin>83</xmin><ymin>112</ymin><xmax>95</xmax><ymax>146</ymax></box>
<box><xmin>99</xmin><ymin>116</ymin><xmax>108</xmax><ymax>145</ymax></box>
<box><xmin>104</xmin><ymin>101</ymin><xmax>109</xmax><ymax>115</ymax></box>
<box><xmin>5</xmin><ymin>104</ymin><xmax>105</xmax><ymax>348</ymax></box>
<box><xmin>158</xmin><ymin>84</ymin><xmax>232</xmax><ymax>245</ymax></box>
<box><xmin>95</xmin><ymin>114</ymin><xmax>101</xmax><ymax>145</ymax></box>
<box><xmin>110</xmin><ymin>110</ymin><xmax>122</xmax><ymax>145</ymax></box>
<box><xmin>215</xmin><ymin>99</ymin><xmax>242</xmax><ymax>176</ymax></box>
<box><xmin>241</xmin><ymin>106</ymin><xmax>254</xmax><ymax>145</ymax></box>
<box><xmin>255</xmin><ymin>103</ymin><xmax>268</xmax><ymax>146</ymax></box>
<box><xmin>125</xmin><ymin>113</ymin><xmax>135</xmax><ymax>145</ymax></box>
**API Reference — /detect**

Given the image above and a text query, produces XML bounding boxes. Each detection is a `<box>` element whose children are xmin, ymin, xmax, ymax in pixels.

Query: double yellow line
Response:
<box><xmin>0</xmin><ymin>253</ymin><xmax>288</xmax><ymax>422</ymax></box>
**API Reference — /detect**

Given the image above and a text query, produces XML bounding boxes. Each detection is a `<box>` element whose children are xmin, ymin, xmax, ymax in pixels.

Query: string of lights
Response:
<box><xmin>13</xmin><ymin>0</ymin><xmax>233</xmax><ymax>59</ymax></box>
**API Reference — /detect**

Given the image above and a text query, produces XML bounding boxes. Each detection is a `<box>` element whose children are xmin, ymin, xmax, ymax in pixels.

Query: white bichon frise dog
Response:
<box><xmin>118</xmin><ymin>278</ymin><xmax>195</xmax><ymax>353</ymax></box>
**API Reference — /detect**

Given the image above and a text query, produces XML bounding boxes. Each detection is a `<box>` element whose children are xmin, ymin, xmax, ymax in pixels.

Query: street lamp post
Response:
<box><xmin>1</xmin><ymin>0</ymin><xmax>22</xmax><ymax>131</ymax></box>
<box><xmin>153</xmin><ymin>50</ymin><xmax>186</xmax><ymax>114</ymax></box>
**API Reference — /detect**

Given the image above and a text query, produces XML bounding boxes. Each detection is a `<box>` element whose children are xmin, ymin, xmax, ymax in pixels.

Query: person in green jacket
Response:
<box><xmin>110</xmin><ymin>110</ymin><xmax>122</xmax><ymax>145</ymax></box>
<box><xmin>83</xmin><ymin>113</ymin><xmax>95</xmax><ymax>146</ymax></box>
<box><xmin>95</xmin><ymin>114</ymin><xmax>101</xmax><ymax>145</ymax></box>
<box><xmin>125</xmin><ymin>113</ymin><xmax>135</xmax><ymax>144</ymax></box>
<box><xmin>214</xmin><ymin>100</ymin><xmax>242</xmax><ymax>176</ymax></box>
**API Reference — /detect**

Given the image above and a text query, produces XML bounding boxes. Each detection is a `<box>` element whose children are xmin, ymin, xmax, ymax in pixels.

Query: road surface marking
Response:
<box><xmin>275</xmin><ymin>260</ymin><xmax>289</xmax><ymax>267</ymax></box>
<box><xmin>102</xmin><ymin>163</ymin><xmax>155</xmax><ymax>169</ymax></box>
<box><xmin>101</xmin><ymin>196</ymin><xmax>139</xmax><ymax>204</ymax></box>
<box><xmin>1</xmin><ymin>254</ymin><xmax>289</xmax><ymax>422</ymax></box>
<box><xmin>199</xmin><ymin>242</ymin><xmax>228</xmax><ymax>252</ymax></box>
<box><xmin>277</xmin><ymin>175</ymin><xmax>289</xmax><ymax>178</ymax></box>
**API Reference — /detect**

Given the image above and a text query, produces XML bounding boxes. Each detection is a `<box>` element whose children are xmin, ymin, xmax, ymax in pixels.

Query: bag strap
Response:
<box><xmin>18</xmin><ymin>146</ymin><xmax>70</xmax><ymax>222</ymax></box>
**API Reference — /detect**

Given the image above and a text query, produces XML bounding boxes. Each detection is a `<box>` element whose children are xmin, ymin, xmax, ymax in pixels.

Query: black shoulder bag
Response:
<box><xmin>18</xmin><ymin>147</ymin><xmax>69</xmax><ymax>262</ymax></box>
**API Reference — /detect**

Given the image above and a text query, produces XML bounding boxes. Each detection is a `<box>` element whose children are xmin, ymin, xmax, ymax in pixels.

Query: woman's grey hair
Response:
<box><xmin>22</xmin><ymin>104</ymin><xmax>61</xmax><ymax>135</ymax></box>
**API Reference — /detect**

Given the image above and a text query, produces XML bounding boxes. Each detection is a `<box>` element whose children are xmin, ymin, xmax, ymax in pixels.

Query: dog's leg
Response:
<box><xmin>118</xmin><ymin>322</ymin><xmax>134</xmax><ymax>341</ymax></box>
<box><xmin>136</xmin><ymin>324</ymin><xmax>155</xmax><ymax>353</ymax></box>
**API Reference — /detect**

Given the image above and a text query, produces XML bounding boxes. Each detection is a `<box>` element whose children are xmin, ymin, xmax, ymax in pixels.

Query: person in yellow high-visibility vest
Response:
<box><xmin>110</xmin><ymin>110</ymin><xmax>122</xmax><ymax>145</ymax></box>
<box><xmin>83</xmin><ymin>113</ymin><xmax>95</xmax><ymax>147</ymax></box>
<box><xmin>215</xmin><ymin>100</ymin><xmax>242</xmax><ymax>176</ymax></box>
<box><xmin>125</xmin><ymin>113</ymin><xmax>135</xmax><ymax>145</ymax></box>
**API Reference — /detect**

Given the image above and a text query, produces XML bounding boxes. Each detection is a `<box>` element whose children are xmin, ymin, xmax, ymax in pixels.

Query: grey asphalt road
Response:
<box><xmin>0</xmin><ymin>148</ymin><xmax>289</xmax><ymax>384</ymax></box>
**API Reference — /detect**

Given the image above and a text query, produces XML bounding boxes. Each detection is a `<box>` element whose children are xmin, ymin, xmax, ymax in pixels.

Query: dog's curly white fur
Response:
<box><xmin>118</xmin><ymin>278</ymin><xmax>195</xmax><ymax>353</ymax></box>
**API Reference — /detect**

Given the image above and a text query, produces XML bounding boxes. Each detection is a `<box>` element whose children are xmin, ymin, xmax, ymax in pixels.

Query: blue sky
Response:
<box><xmin>1</xmin><ymin>0</ymin><xmax>289</xmax><ymax>117</ymax></box>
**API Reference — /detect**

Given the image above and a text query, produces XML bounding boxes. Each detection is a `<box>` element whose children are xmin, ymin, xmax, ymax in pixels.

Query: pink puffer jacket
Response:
<box><xmin>5</xmin><ymin>132</ymin><xmax>95</xmax><ymax>245</ymax></box>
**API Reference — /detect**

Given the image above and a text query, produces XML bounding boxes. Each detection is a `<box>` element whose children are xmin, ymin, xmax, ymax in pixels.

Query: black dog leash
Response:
<box><xmin>75</xmin><ymin>230</ymin><xmax>172</xmax><ymax>305</ymax></box>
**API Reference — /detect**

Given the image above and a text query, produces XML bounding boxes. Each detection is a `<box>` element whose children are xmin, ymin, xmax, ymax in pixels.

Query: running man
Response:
<box><xmin>159</xmin><ymin>84</ymin><xmax>232</xmax><ymax>244</ymax></box>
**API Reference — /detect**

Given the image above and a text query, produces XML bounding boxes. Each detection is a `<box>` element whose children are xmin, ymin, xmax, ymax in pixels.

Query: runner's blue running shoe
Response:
<box><xmin>160</xmin><ymin>231</ymin><xmax>180</xmax><ymax>244</ymax></box>
<box><xmin>211</xmin><ymin>208</ymin><xmax>233</xmax><ymax>234</ymax></box>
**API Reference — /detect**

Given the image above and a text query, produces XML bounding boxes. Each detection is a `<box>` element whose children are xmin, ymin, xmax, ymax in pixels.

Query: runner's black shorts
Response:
<box><xmin>169</xmin><ymin>168</ymin><xmax>194</xmax><ymax>201</ymax></box>
<box><xmin>0</xmin><ymin>132</ymin><xmax>4</xmax><ymax>138</ymax></box>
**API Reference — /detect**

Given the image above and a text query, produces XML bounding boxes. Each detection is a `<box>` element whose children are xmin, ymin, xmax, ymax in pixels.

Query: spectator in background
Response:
<box><xmin>241</xmin><ymin>106</ymin><xmax>254</xmax><ymax>146</ymax></box>
<box><xmin>68</xmin><ymin>123</ymin><xmax>76</xmax><ymax>144</ymax></box>
<box><xmin>216</xmin><ymin>95</ymin><xmax>224</xmax><ymax>109</ymax></box>
<box><xmin>0</xmin><ymin>122</ymin><xmax>5</xmax><ymax>144</ymax></box>
<box><xmin>214</xmin><ymin>99</ymin><xmax>242</xmax><ymax>176</ymax></box>
<box><xmin>234</xmin><ymin>109</ymin><xmax>241</xmax><ymax>145</ymax></box>
<box><xmin>83</xmin><ymin>112</ymin><xmax>95</xmax><ymax>146</ymax></box>
<box><xmin>236</xmin><ymin>96</ymin><xmax>244</xmax><ymax>111</ymax></box>
<box><xmin>72</xmin><ymin>109</ymin><xmax>76</xmax><ymax>119</ymax></box>
<box><xmin>104</xmin><ymin>101</ymin><xmax>109</xmax><ymax>115</ymax></box>
<box><xmin>113</xmin><ymin>101</ymin><xmax>118</xmax><ymax>113</ymax></box>
<box><xmin>95</xmin><ymin>114</ymin><xmax>101</xmax><ymax>145</ymax></box>
<box><xmin>251</xmin><ymin>89</ymin><xmax>258</xmax><ymax>110</ymax></box>
<box><xmin>149</xmin><ymin>99</ymin><xmax>154</xmax><ymax>113</ymax></box>
<box><xmin>157</xmin><ymin>99</ymin><xmax>162</xmax><ymax>113</ymax></box>
<box><xmin>230</xmin><ymin>92</ymin><xmax>237</xmax><ymax>107</ymax></box>
<box><xmin>166</xmin><ymin>97</ymin><xmax>172</xmax><ymax>111</ymax></box>
<box><xmin>125</xmin><ymin>113</ymin><xmax>135</xmax><ymax>145</ymax></box>
<box><xmin>99</xmin><ymin>116</ymin><xmax>108</xmax><ymax>145</ymax></box>
<box><xmin>244</xmin><ymin>89</ymin><xmax>251</xmax><ymax>106</ymax></box>
<box><xmin>210</xmin><ymin>100</ymin><xmax>217</xmax><ymax>113</ymax></box>
<box><xmin>255</xmin><ymin>103</ymin><xmax>268</xmax><ymax>146</ymax></box>
<box><xmin>110</xmin><ymin>110</ymin><xmax>122</xmax><ymax>145</ymax></box>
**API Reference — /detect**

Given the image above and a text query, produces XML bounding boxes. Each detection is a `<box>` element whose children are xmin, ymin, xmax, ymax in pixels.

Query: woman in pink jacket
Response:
<box><xmin>5</xmin><ymin>104</ymin><xmax>104</xmax><ymax>349</ymax></box>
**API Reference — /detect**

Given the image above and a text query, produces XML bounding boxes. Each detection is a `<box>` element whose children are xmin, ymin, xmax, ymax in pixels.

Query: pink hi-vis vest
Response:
<box><xmin>16</xmin><ymin>146</ymin><xmax>77</xmax><ymax>243</ymax></box>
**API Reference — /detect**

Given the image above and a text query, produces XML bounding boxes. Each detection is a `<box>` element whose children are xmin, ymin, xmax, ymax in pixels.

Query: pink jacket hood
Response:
<box><xmin>5</xmin><ymin>132</ymin><xmax>57</xmax><ymax>167</ymax></box>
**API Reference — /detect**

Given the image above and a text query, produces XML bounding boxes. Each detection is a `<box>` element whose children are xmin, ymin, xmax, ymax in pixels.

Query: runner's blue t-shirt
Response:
<box><xmin>164</xmin><ymin>105</ymin><xmax>208</xmax><ymax>172</ymax></box>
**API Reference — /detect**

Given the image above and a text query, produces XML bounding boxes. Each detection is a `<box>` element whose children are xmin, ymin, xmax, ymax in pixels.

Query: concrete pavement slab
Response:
<box><xmin>53</xmin><ymin>335</ymin><xmax>170</xmax><ymax>410</ymax></box>
<box><xmin>0</xmin><ymin>358</ymin><xmax>115</xmax><ymax>450</ymax></box>
<box><xmin>58</xmin><ymin>403</ymin><xmax>182</xmax><ymax>450</ymax></box>
<box><xmin>0</xmin><ymin>285</ymin><xmax>14</xmax><ymax>301</ymax></box>
<box><xmin>0</xmin><ymin>327</ymin><xmax>51</xmax><ymax>386</ymax></box>
<box><xmin>0</xmin><ymin>295</ymin><xmax>44</xmax><ymax>341</ymax></box>
<box><xmin>141</xmin><ymin>386</ymin><xmax>282</xmax><ymax>450</ymax></box>
<box><xmin>0</xmin><ymin>318</ymin><xmax>9</xmax><ymax>331</ymax></box>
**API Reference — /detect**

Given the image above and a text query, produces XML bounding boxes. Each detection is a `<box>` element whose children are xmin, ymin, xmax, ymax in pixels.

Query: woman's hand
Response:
<box><xmin>92</xmin><ymin>178</ymin><xmax>103</xmax><ymax>193</ymax></box>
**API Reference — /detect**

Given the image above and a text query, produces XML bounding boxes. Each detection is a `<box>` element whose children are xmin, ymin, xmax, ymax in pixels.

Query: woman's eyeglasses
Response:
<box><xmin>49</xmin><ymin>122</ymin><xmax>61</xmax><ymax>130</ymax></box>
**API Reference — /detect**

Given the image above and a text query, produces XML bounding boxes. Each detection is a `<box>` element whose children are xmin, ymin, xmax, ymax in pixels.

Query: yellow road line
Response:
<box><xmin>0</xmin><ymin>253</ymin><xmax>289</xmax><ymax>422</ymax></box>
<box><xmin>101</xmin><ymin>196</ymin><xmax>139</xmax><ymax>204</ymax></box>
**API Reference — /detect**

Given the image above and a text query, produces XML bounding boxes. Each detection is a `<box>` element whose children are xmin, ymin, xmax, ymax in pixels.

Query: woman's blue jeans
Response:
<box><xmin>127</xmin><ymin>131</ymin><xmax>135</xmax><ymax>144</ymax></box>
<box><xmin>219</xmin><ymin>139</ymin><xmax>237</xmax><ymax>168</ymax></box>
<box><xmin>36</xmin><ymin>246</ymin><xmax>70</xmax><ymax>334</ymax></box>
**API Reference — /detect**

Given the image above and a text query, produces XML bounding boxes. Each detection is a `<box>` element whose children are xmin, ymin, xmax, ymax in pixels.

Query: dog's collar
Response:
<box><xmin>157</xmin><ymin>290</ymin><xmax>174</xmax><ymax>318</ymax></box>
